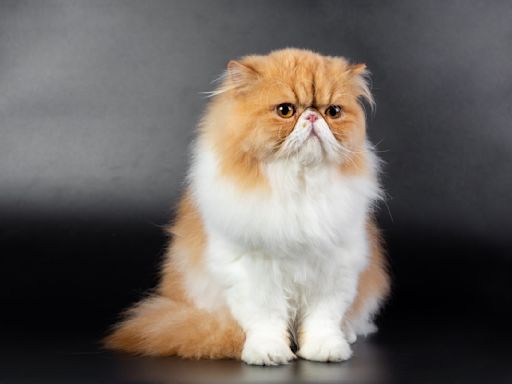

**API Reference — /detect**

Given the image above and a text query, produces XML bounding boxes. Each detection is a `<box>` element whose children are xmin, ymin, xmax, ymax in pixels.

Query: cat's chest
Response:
<box><xmin>261</xmin><ymin>165</ymin><xmax>366</xmax><ymax>244</ymax></box>
<box><xmin>216</xmin><ymin>166</ymin><xmax>369</xmax><ymax>251</ymax></box>
<box><xmin>193</xmin><ymin>150</ymin><xmax>376</xmax><ymax>252</ymax></box>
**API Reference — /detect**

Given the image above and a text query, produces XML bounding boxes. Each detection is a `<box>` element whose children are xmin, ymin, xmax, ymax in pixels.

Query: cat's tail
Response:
<box><xmin>103</xmin><ymin>295</ymin><xmax>245</xmax><ymax>359</ymax></box>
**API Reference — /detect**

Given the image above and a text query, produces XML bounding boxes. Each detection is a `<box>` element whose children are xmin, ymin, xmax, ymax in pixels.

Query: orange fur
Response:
<box><xmin>104</xmin><ymin>296</ymin><xmax>244</xmax><ymax>359</ymax></box>
<box><xmin>104</xmin><ymin>191</ymin><xmax>245</xmax><ymax>359</ymax></box>
<box><xmin>105</xmin><ymin>48</ymin><xmax>387</xmax><ymax>361</ymax></box>
<box><xmin>202</xmin><ymin>48</ymin><xmax>373</xmax><ymax>190</ymax></box>
<box><xmin>346</xmin><ymin>219</ymin><xmax>390</xmax><ymax>322</ymax></box>
<box><xmin>200</xmin><ymin>97</ymin><xmax>270</xmax><ymax>191</ymax></box>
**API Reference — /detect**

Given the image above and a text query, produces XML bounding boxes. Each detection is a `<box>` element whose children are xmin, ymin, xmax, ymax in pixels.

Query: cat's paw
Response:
<box><xmin>342</xmin><ymin>322</ymin><xmax>357</xmax><ymax>344</ymax></box>
<box><xmin>297</xmin><ymin>334</ymin><xmax>352</xmax><ymax>362</ymax></box>
<box><xmin>241</xmin><ymin>337</ymin><xmax>296</xmax><ymax>366</ymax></box>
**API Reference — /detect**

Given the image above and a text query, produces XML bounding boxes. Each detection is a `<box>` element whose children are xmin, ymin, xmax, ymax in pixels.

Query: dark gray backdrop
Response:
<box><xmin>1</xmin><ymin>0</ymin><xmax>511</xmax><ymax>331</ymax></box>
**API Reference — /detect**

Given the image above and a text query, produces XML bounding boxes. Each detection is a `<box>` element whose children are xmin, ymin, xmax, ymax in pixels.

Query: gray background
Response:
<box><xmin>1</xmin><ymin>1</ymin><xmax>512</xmax><ymax>383</ymax></box>
<box><xmin>1</xmin><ymin>0</ymin><xmax>511</xmax><ymax>328</ymax></box>
<box><xmin>3</xmin><ymin>0</ymin><xmax>512</xmax><ymax>236</ymax></box>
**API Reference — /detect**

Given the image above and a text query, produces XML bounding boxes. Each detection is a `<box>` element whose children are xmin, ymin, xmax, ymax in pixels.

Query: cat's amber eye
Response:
<box><xmin>276</xmin><ymin>103</ymin><xmax>296</xmax><ymax>119</ymax></box>
<box><xmin>325</xmin><ymin>105</ymin><xmax>342</xmax><ymax>119</ymax></box>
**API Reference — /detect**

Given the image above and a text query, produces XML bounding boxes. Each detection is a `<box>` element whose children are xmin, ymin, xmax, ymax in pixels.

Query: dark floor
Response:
<box><xmin>2</xmin><ymin>315</ymin><xmax>511</xmax><ymax>384</ymax></box>
<box><xmin>1</xmin><ymin>220</ymin><xmax>512</xmax><ymax>383</ymax></box>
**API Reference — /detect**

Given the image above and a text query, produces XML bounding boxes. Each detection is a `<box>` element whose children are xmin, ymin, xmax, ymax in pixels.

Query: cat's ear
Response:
<box><xmin>226</xmin><ymin>60</ymin><xmax>259</xmax><ymax>90</ymax></box>
<box><xmin>349</xmin><ymin>63</ymin><xmax>367</xmax><ymax>76</ymax></box>
<box><xmin>207</xmin><ymin>60</ymin><xmax>259</xmax><ymax>97</ymax></box>
<box><xmin>348</xmin><ymin>63</ymin><xmax>374</xmax><ymax>110</ymax></box>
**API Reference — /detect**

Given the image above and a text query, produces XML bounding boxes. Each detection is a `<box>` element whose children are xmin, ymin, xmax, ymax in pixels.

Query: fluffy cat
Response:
<box><xmin>105</xmin><ymin>48</ymin><xmax>390</xmax><ymax>365</ymax></box>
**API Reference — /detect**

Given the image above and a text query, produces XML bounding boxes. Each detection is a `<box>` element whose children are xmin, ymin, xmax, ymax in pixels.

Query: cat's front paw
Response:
<box><xmin>241</xmin><ymin>336</ymin><xmax>296</xmax><ymax>366</ymax></box>
<box><xmin>297</xmin><ymin>333</ymin><xmax>352</xmax><ymax>362</ymax></box>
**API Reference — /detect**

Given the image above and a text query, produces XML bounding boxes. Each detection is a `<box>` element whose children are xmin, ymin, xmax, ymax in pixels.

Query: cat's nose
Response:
<box><xmin>306</xmin><ymin>113</ymin><xmax>318</xmax><ymax>123</ymax></box>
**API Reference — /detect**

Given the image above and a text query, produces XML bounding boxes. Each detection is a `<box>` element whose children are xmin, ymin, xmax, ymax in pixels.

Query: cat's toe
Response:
<box><xmin>241</xmin><ymin>338</ymin><xmax>296</xmax><ymax>366</ymax></box>
<box><xmin>297</xmin><ymin>336</ymin><xmax>352</xmax><ymax>362</ymax></box>
<box><xmin>342</xmin><ymin>323</ymin><xmax>357</xmax><ymax>344</ymax></box>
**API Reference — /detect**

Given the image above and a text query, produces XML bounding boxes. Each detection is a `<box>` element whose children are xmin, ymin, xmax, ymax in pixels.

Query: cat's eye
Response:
<box><xmin>276</xmin><ymin>103</ymin><xmax>296</xmax><ymax>119</ymax></box>
<box><xmin>325</xmin><ymin>105</ymin><xmax>342</xmax><ymax>119</ymax></box>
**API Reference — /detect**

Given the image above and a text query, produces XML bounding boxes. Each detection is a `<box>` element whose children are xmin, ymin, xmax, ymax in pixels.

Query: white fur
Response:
<box><xmin>185</xmin><ymin>111</ymin><xmax>382</xmax><ymax>365</ymax></box>
<box><xmin>278</xmin><ymin>109</ymin><xmax>344</xmax><ymax>165</ymax></box>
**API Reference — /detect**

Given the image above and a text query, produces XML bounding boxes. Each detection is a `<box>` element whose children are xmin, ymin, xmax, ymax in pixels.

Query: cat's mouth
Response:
<box><xmin>277</xmin><ymin>110</ymin><xmax>343</xmax><ymax>164</ymax></box>
<box><xmin>308</xmin><ymin>126</ymin><xmax>320</xmax><ymax>139</ymax></box>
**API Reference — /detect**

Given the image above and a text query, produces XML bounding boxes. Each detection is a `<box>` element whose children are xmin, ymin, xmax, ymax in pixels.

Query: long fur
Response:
<box><xmin>105</xmin><ymin>48</ymin><xmax>390</xmax><ymax>365</ymax></box>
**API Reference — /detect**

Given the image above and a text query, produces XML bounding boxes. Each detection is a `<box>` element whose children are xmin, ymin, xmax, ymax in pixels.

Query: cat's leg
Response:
<box><xmin>345</xmin><ymin>220</ymin><xmax>390</xmax><ymax>339</ymax></box>
<box><xmin>296</xmin><ymin>245</ymin><xmax>365</xmax><ymax>362</ymax></box>
<box><xmin>207</xmin><ymin>238</ymin><xmax>295</xmax><ymax>366</ymax></box>
<box><xmin>296</xmin><ymin>287</ymin><xmax>356</xmax><ymax>361</ymax></box>
<box><xmin>226</xmin><ymin>257</ymin><xmax>295</xmax><ymax>366</ymax></box>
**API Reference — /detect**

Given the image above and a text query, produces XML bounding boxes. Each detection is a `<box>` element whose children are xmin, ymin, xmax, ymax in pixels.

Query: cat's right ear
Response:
<box><xmin>226</xmin><ymin>60</ymin><xmax>258</xmax><ymax>91</ymax></box>
<box><xmin>208</xmin><ymin>60</ymin><xmax>259</xmax><ymax>97</ymax></box>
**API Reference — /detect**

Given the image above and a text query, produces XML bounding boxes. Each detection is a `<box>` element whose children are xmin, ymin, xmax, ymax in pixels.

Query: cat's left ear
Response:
<box><xmin>349</xmin><ymin>63</ymin><xmax>367</xmax><ymax>76</ymax></box>
<box><xmin>348</xmin><ymin>63</ymin><xmax>374</xmax><ymax>109</ymax></box>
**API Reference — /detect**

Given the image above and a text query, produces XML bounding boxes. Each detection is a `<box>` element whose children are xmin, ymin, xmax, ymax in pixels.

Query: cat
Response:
<box><xmin>105</xmin><ymin>48</ymin><xmax>390</xmax><ymax>366</ymax></box>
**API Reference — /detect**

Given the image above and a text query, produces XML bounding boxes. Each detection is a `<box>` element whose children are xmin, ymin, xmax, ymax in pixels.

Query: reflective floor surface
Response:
<box><xmin>2</xmin><ymin>317</ymin><xmax>511</xmax><ymax>384</ymax></box>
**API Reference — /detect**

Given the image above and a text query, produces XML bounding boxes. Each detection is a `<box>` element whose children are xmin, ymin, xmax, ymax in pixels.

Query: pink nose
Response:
<box><xmin>306</xmin><ymin>113</ymin><xmax>318</xmax><ymax>123</ymax></box>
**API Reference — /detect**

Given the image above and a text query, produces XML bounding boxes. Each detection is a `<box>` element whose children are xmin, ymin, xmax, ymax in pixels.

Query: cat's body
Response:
<box><xmin>106</xmin><ymin>49</ymin><xmax>390</xmax><ymax>365</ymax></box>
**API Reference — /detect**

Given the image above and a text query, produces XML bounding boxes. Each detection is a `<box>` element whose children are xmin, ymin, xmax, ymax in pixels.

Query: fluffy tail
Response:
<box><xmin>104</xmin><ymin>295</ymin><xmax>245</xmax><ymax>359</ymax></box>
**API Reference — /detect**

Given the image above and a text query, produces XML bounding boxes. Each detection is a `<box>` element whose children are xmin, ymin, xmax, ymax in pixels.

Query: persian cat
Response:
<box><xmin>105</xmin><ymin>48</ymin><xmax>390</xmax><ymax>365</ymax></box>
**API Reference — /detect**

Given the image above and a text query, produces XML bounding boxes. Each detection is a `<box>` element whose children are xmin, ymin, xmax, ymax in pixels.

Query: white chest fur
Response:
<box><xmin>190</xmin><ymin>145</ymin><xmax>380</xmax><ymax>258</ymax></box>
<box><xmin>186</xmin><ymin>143</ymin><xmax>380</xmax><ymax>313</ymax></box>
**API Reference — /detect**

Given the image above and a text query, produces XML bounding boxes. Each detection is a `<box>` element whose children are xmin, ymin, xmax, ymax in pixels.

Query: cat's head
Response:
<box><xmin>201</xmin><ymin>49</ymin><xmax>374</xmax><ymax>185</ymax></box>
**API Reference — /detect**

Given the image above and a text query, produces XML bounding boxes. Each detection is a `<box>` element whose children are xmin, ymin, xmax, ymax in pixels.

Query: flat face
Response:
<box><xmin>219</xmin><ymin>49</ymin><xmax>369</xmax><ymax>165</ymax></box>
<box><xmin>202</xmin><ymin>50</ymin><xmax>373</xmax><ymax>192</ymax></box>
